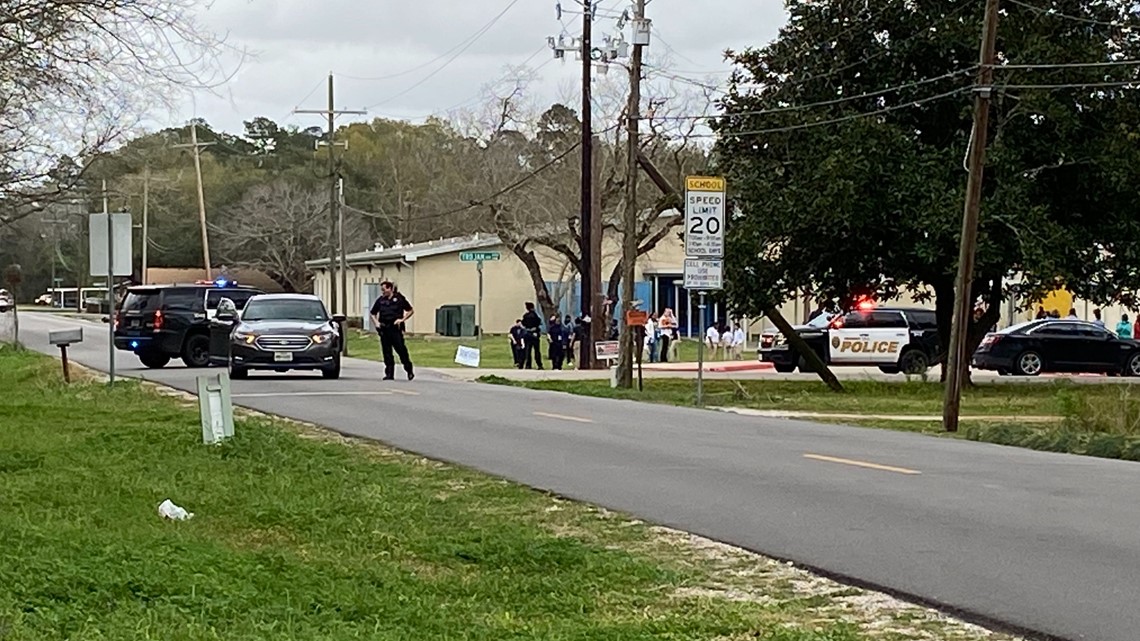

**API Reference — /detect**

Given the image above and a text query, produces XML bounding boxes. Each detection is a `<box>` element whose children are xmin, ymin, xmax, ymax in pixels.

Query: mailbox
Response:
<box><xmin>49</xmin><ymin>328</ymin><xmax>83</xmax><ymax>346</ymax></box>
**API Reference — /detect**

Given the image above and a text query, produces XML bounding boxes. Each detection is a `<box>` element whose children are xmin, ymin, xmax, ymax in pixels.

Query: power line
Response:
<box><xmin>999</xmin><ymin>80</ymin><xmax>1140</xmax><ymax>90</ymax></box>
<box><xmin>1006</xmin><ymin>0</ymin><xmax>1129</xmax><ymax>27</ymax></box>
<box><xmin>657</xmin><ymin>66</ymin><xmax>976</xmax><ymax>121</ymax></box>
<box><xmin>998</xmin><ymin>59</ymin><xmax>1140</xmax><ymax>70</ymax></box>
<box><xmin>364</xmin><ymin>0</ymin><xmax>523</xmax><ymax>110</ymax></box>
<box><xmin>700</xmin><ymin>87</ymin><xmax>970</xmax><ymax>138</ymax></box>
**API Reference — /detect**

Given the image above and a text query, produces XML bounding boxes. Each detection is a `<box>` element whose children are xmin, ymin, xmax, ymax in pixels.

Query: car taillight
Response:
<box><xmin>981</xmin><ymin>334</ymin><xmax>1000</xmax><ymax>346</ymax></box>
<box><xmin>153</xmin><ymin>310</ymin><xmax>164</xmax><ymax>331</ymax></box>
<box><xmin>114</xmin><ymin>311</ymin><xmax>123</xmax><ymax>331</ymax></box>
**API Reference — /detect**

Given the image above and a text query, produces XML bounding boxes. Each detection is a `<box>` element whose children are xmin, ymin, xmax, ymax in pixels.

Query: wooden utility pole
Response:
<box><xmin>141</xmin><ymin>166</ymin><xmax>150</xmax><ymax>284</ymax></box>
<box><xmin>943</xmin><ymin>0</ymin><xmax>1001</xmax><ymax>433</ymax></box>
<box><xmin>617</xmin><ymin>0</ymin><xmax>647</xmax><ymax>388</ymax></box>
<box><xmin>173</xmin><ymin>123</ymin><xmax>216</xmax><ymax>279</ymax></box>
<box><xmin>295</xmin><ymin>74</ymin><xmax>366</xmax><ymax>320</ymax></box>
<box><xmin>579</xmin><ymin>0</ymin><xmax>596</xmax><ymax>369</ymax></box>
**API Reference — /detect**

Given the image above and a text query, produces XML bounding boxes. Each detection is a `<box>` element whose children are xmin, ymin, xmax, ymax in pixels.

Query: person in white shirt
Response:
<box><xmin>705</xmin><ymin>325</ymin><xmax>720</xmax><ymax>358</ymax></box>
<box><xmin>732</xmin><ymin>323</ymin><xmax>746</xmax><ymax>359</ymax></box>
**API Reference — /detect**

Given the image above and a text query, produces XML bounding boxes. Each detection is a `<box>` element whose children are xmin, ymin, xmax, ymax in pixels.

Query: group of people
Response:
<box><xmin>508</xmin><ymin>303</ymin><xmax>589</xmax><ymax>370</ymax></box>
<box><xmin>1037</xmin><ymin>305</ymin><xmax>1140</xmax><ymax>340</ymax></box>
<box><xmin>639</xmin><ymin>309</ymin><xmax>680</xmax><ymax>363</ymax></box>
<box><xmin>704</xmin><ymin>322</ymin><xmax>747</xmax><ymax>360</ymax></box>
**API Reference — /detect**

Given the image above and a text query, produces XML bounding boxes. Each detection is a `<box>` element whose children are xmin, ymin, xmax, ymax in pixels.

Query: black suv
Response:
<box><xmin>113</xmin><ymin>282</ymin><xmax>263</xmax><ymax>368</ymax></box>
<box><xmin>208</xmin><ymin>293</ymin><xmax>345</xmax><ymax>379</ymax></box>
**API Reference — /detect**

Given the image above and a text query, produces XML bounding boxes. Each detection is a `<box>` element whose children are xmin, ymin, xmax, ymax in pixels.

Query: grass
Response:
<box><xmin>0</xmin><ymin>346</ymin><xmax>1017</xmax><ymax>641</ymax></box>
<box><xmin>346</xmin><ymin>331</ymin><xmax>712</xmax><ymax>369</ymax></box>
<box><xmin>480</xmin><ymin>377</ymin><xmax>1140</xmax><ymax>461</ymax></box>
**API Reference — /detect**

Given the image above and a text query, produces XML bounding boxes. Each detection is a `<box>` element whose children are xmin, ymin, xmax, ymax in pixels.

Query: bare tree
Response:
<box><xmin>213</xmin><ymin>181</ymin><xmax>367</xmax><ymax>293</ymax></box>
<box><xmin>0</xmin><ymin>0</ymin><xmax>243</xmax><ymax>224</ymax></box>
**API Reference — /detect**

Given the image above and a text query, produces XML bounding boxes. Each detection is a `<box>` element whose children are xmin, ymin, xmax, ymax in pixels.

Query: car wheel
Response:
<box><xmin>138</xmin><ymin>352</ymin><xmax>170</xmax><ymax>369</ymax></box>
<box><xmin>229</xmin><ymin>361</ymin><xmax>248</xmax><ymax>380</ymax></box>
<box><xmin>1125</xmin><ymin>352</ymin><xmax>1140</xmax><ymax>377</ymax></box>
<box><xmin>899</xmin><ymin>349</ymin><xmax>929</xmax><ymax>375</ymax></box>
<box><xmin>774</xmin><ymin>363</ymin><xmax>796</xmax><ymax>374</ymax></box>
<box><xmin>181</xmin><ymin>334</ymin><xmax>211</xmax><ymax>368</ymax></box>
<box><xmin>1014</xmin><ymin>351</ymin><xmax>1043</xmax><ymax>377</ymax></box>
<box><xmin>322</xmin><ymin>356</ymin><xmax>342</xmax><ymax>380</ymax></box>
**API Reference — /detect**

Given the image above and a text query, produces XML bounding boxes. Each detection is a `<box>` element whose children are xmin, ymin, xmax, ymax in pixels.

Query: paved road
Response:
<box><xmin>17</xmin><ymin>313</ymin><xmax>1140</xmax><ymax>641</ymax></box>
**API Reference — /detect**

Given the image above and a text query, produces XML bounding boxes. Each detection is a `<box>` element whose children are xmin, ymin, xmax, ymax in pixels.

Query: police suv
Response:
<box><xmin>758</xmin><ymin>304</ymin><xmax>941</xmax><ymax>375</ymax></box>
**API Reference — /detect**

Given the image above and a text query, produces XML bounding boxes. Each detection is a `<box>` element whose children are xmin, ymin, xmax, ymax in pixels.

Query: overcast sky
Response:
<box><xmin>177</xmin><ymin>0</ymin><xmax>788</xmax><ymax>135</ymax></box>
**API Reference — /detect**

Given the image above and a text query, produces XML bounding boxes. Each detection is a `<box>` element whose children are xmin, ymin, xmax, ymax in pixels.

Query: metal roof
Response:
<box><xmin>304</xmin><ymin>233</ymin><xmax>502</xmax><ymax>268</ymax></box>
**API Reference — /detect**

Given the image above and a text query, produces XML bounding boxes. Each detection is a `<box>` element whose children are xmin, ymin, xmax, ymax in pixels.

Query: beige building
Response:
<box><xmin>305</xmin><ymin>230</ymin><xmax>773</xmax><ymax>337</ymax></box>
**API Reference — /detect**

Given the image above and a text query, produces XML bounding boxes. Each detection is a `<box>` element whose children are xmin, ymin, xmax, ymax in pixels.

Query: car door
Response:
<box><xmin>1027</xmin><ymin>322</ymin><xmax>1084</xmax><ymax>371</ymax></box>
<box><xmin>207</xmin><ymin>298</ymin><xmax>239</xmax><ymax>366</ymax></box>
<box><xmin>828</xmin><ymin>310</ymin><xmax>908</xmax><ymax>364</ymax></box>
<box><xmin>1074</xmin><ymin>324</ymin><xmax>1128</xmax><ymax>372</ymax></box>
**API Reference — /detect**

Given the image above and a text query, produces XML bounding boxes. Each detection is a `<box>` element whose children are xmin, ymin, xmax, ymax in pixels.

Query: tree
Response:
<box><xmin>0</xmin><ymin>0</ymin><xmax>241</xmax><ymax>225</ymax></box>
<box><xmin>213</xmin><ymin>181</ymin><xmax>368</xmax><ymax>292</ymax></box>
<box><xmin>717</xmin><ymin>0</ymin><xmax>1140</xmax><ymax>376</ymax></box>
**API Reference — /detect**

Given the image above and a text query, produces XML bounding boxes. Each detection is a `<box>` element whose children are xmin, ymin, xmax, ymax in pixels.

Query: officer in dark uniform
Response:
<box><xmin>368</xmin><ymin>281</ymin><xmax>415</xmax><ymax>380</ymax></box>
<box><xmin>521</xmin><ymin>302</ymin><xmax>543</xmax><ymax>369</ymax></box>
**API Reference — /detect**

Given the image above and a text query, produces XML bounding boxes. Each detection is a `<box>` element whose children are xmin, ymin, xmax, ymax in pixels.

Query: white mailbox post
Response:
<box><xmin>48</xmin><ymin>327</ymin><xmax>84</xmax><ymax>383</ymax></box>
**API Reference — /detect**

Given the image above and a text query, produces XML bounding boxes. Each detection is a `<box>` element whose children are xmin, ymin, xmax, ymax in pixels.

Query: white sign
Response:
<box><xmin>683</xmin><ymin>176</ymin><xmax>726</xmax><ymax>258</ymax></box>
<box><xmin>455</xmin><ymin>345</ymin><xmax>481</xmax><ymax>368</ymax></box>
<box><xmin>89</xmin><ymin>213</ymin><xmax>134</xmax><ymax>276</ymax></box>
<box><xmin>684</xmin><ymin>258</ymin><xmax>723</xmax><ymax>290</ymax></box>
<box><xmin>595</xmin><ymin>341</ymin><xmax>620</xmax><ymax>360</ymax></box>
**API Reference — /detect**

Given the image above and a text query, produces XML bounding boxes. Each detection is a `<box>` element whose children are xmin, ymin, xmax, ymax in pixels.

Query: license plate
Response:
<box><xmin>130</xmin><ymin>319</ymin><xmax>140</xmax><ymax>327</ymax></box>
<box><xmin>273</xmin><ymin>351</ymin><xmax>293</xmax><ymax>362</ymax></box>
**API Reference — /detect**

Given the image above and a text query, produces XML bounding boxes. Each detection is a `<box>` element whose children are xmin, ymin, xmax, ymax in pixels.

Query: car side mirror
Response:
<box><xmin>332</xmin><ymin>314</ymin><xmax>347</xmax><ymax>323</ymax></box>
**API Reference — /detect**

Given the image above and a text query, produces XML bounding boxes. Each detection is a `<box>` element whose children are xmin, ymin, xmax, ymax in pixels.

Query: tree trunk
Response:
<box><xmin>509</xmin><ymin>243</ymin><xmax>558</xmax><ymax>322</ymax></box>
<box><xmin>764</xmin><ymin>306</ymin><xmax>844</xmax><ymax>392</ymax></box>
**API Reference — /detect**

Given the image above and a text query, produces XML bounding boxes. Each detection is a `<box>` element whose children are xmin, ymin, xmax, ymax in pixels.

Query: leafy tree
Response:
<box><xmin>717</xmin><ymin>0</ymin><xmax>1140</xmax><ymax>374</ymax></box>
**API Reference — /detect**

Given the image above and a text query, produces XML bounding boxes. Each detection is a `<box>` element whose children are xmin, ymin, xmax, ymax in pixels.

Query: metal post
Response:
<box><xmin>696</xmin><ymin>291</ymin><xmax>705</xmax><ymax>405</ymax></box>
<box><xmin>103</xmin><ymin>180</ymin><xmax>115</xmax><ymax>385</ymax></box>
<box><xmin>337</xmin><ymin>176</ymin><xmax>349</xmax><ymax>356</ymax></box>
<box><xmin>477</xmin><ymin>260</ymin><xmax>485</xmax><ymax>360</ymax></box>
<box><xmin>60</xmin><ymin>345</ymin><xmax>71</xmax><ymax>383</ymax></box>
<box><xmin>142</xmin><ymin>166</ymin><xmax>149</xmax><ymax>284</ymax></box>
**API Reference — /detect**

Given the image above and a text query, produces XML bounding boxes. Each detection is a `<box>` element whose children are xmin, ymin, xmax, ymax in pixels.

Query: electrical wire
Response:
<box><xmin>997</xmin><ymin>59</ymin><xmax>1140</xmax><ymax>70</ymax></box>
<box><xmin>363</xmin><ymin>0</ymin><xmax>523</xmax><ymax>110</ymax></box>
<box><xmin>1006</xmin><ymin>0</ymin><xmax>1131</xmax><ymax>28</ymax></box>
<box><xmin>700</xmin><ymin>87</ymin><xmax>970</xmax><ymax>139</ymax></box>
<box><xmin>998</xmin><ymin>80</ymin><xmax>1140</xmax><ymax>90</ymax></box>
<box><xmin>656</xmin><ymin>66</ymin><xmax>976</xmax><ymax>121</ymax></box>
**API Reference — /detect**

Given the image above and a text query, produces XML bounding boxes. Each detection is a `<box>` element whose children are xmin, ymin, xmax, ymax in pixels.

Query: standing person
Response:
<box><xmin>521</xmin><ymin>302</ymin><xmax>544</xmax><ymax>369</ymax></box>
<box><xmin>562</xmin><ymin>315</ymin><xmax>576</xmax><ymax>368</ymax></box>
<box><xmin>1117</xmin><ymin>313</ymin><xmax>1133</xmax><ymax>340</ymax></box>
<box><xmin>732</xmin><ymin>322</ymin><xmax>746</xmax><ymax>360</ymax></box>
<box><xmin>547</xmin><ymin>315</ymin><xmax>567</xmax><ymax>370</ymax></box>
<box><xmin>1093</xmin><ymin>308</ymin><xmax>1105</xmax><ymax>327</ymax></box>
<box><xmin>645</xmin><ymin>313</ymin><xmax>659</xmax><ymax>363</ymax></box>
<box><xmin>658</xmin><ymin>308</ymin><xmax>677</xmax><ymax>363</ymax></box>
<box><xmin>368</xmin><ymin>281</ymin><xmax>415</xmax><ymax>381</ymax></box>
<box><xmin>509</xmin><ymin>319</ymin><xmax>527</xmax><ymax>368</ymax></box>
<box><xmin>1035</xmin><ymin>306</ymin><xmax>1048</xmax><ymax>320</ymax></box>
<box><xmin>705</xmin><ymin>323</ymin><xmax>720</xmax><ymax>359</ymax></box>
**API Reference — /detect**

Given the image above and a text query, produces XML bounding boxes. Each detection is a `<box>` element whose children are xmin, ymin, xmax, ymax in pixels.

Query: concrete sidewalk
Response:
<box><xmin>719</xmin><ymin>407</ymin><xmax>1062</xmax><ymax>423</ymax></box>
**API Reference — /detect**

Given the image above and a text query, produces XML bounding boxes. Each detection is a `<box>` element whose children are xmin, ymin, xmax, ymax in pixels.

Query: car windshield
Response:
<box><xmin>122</xmin><ymin>290</ymin><xmax>159</xmax><ymax>311</ymax></box>
<box><xmin>242</xmin><ymin>299</ymin><xmax>328</xmax><ymax>322</ymax></box>
<box><xmin>807</xmin><ymin>313</ymin><xmax>834</xmax><ymax>328</ymax></box>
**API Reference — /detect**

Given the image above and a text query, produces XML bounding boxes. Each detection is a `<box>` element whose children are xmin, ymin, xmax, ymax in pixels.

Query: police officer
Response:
<box><xmin>521</xmin><ymin>302</ymin><xmax>543</xmax><ymax>369</ymax></box>
<box><xmin>368</xmin><ymin>281</ymin><xmax>415</xmax><ymax>380</ymax></box>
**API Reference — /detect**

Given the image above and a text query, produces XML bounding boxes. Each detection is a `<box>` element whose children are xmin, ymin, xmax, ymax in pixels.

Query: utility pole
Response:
<box><xmin>580</xmin><ymin>0</ymin><xmax>596</xmax><ymax>369</ymax></box>
<box><xmin>943</xmin><ymin>0</ymin><xmax>1001</xmax><ymax>434</ymax></box>
<box><xmin>141</xmin><ymin>166</ymin><xmax>150</xmax><ymax>284</ymax></box>
<box><xmin>338</xmin><ymin>176</ymin><xmax>349</xmax><ymax>356</ymax></box>
<box><xmin>617</xmin><ymin>0</ymin><xmax>648</xmax><ymax>388</ymax></box>
<box><xmin>295</xmin><ymin>73</ymin><xmax>366</xmax><ymax>319</ymax></box>
<box><xmin>173</xmin><ymin>122</ymin><xmax>216</xmax><ymax>279</ymax></box>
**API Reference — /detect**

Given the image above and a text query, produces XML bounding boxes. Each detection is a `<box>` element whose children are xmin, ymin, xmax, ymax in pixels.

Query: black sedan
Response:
<box><xmin>209</xmin><ymin>294</ymin><xmax>345</xmax><ymax>379</ymax></box>
<box><xmin>972</xmin><ymin>319</ymin><xmax>1140</xmax><ymax>376</ymax></box>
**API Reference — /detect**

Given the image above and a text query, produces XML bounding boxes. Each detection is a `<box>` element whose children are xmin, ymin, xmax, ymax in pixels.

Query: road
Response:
<box><xmin>17</xmin><ymin>312</ymin><xmax>1140</xmax><ymax>641</ymax></box>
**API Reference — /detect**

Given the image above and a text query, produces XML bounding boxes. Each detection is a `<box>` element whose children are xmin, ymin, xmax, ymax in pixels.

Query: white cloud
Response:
<box><xmin>168</xmin><ymin>0</ymin><xmax>788</xmax><ymax>135</ymax></box>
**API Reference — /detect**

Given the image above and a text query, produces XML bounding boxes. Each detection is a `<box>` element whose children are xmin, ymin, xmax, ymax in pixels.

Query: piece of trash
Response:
<box><xmin>158</xmin><ymin>499</ymin><xmax>194</xmax><ymax>521</ymax></box>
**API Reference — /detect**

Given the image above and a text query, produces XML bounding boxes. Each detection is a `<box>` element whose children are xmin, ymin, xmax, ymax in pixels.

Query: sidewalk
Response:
<box><xmin>719</xmin><ymin>407</ymin><xmax>1062</xmax><ymax>423</ymax></box>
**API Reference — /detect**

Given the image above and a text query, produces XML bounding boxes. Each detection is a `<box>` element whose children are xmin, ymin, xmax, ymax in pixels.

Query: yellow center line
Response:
<box><xmin>533</xmin><ymin>411</ymin><xmax>594</xmax><ymax>424</ymax></box>
<box><xmin>803</xmin><ymin>453</ymin><xmax>922</xmax><ymax>475</ymax></box>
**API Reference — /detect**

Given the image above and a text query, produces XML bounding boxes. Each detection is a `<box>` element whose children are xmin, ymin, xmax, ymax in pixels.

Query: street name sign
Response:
<box><xmin>459</xmin><ymin>251</ymin><xmax>501</xmax><ymax>262</ymax></box>
<box><xmin>684</xmin><ymin>258</ymin><xmax>723</xmax><ymax>291</ymax></box>
<box><xmin>683</xmin><ymin>176</ymin><xmax>726</xmax><ymax>258</ymax></box>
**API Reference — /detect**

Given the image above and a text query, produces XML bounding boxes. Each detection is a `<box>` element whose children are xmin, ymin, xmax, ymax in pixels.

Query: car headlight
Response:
<box><xmin>312</xmin><ymin>331</ymin><xmax>335</xmax><ymax>344</ymax></box>
<box><xmin>233</xmin><ymin>330</ymin><xmax>257</xmax><ymax>344</ymax></box>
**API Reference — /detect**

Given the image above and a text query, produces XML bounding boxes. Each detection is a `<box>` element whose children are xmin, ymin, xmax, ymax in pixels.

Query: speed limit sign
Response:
<box><xmin>683</xmin><ymin>176</ymin><xmax>726</xmax><ymax>258</ymax></box>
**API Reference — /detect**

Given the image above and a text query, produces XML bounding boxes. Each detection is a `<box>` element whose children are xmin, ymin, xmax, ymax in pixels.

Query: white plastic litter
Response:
<box><xmin>158</xmin><ymin>499</ymin><xmax>194</xmax><ymax>521</ymax></box>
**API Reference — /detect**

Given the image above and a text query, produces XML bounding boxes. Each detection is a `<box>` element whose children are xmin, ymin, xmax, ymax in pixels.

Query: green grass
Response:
<box><xmin>346</xmin><ymin>331</ymin><xmax>712</xmax><ymax>368</ymax></box>
<box><xmin>0</xmin><ymin>346</ymin><xmax>1014</xmax><ymax>641</ymax></box>
<box><xmin>482</xmin><ymin>377</ymin><xmax>1140</xmax><ymax>461</ymax></box>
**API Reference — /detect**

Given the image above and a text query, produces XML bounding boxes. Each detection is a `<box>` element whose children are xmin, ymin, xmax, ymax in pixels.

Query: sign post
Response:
<box><xmin>459</xmin><ymin>251</ymin><xmax>501</xmax><ymax>365</ymax></box>
<box><xmin>682</xmin><ymin>175</ymin><xmax>726</xmax><ymax>407</ymax></box>
<box><xmin>89</xmin><ymin>196</ymin><xmax>132</xmax><ymax>385</ymax></box>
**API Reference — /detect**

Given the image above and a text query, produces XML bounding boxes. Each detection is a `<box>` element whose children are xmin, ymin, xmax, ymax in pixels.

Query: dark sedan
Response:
<box><xmin>209</xmin><ymin>294</ymin><xmax>345</xmax><ymax>379</ymax></box>
<box><xmin>972</xmin><ymin>319</ymin><xmax>1140</xmax><ymax>376</ymax></box>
